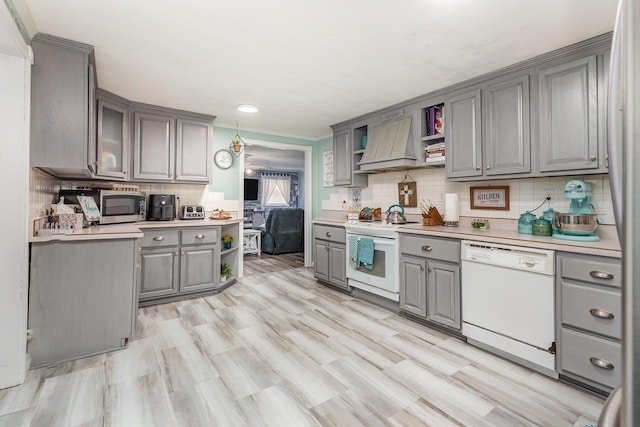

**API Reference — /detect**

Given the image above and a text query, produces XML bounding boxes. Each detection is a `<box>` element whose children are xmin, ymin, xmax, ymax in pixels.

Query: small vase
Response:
<box><xmin>224</xmin><ymin>242</ymin><xmax>232</xmax><ymax>249</ymax></box>
<box><xmin>220</xmin><ymin>275</ymin><xmax>227</xmax><ymax>282</ymax></box>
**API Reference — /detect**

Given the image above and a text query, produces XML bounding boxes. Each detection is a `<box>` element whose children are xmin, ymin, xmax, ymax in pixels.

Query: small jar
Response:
<box><xmin>517</xmin><ymin>211</ymin><xmax>537</xmax><ymax>234</ymax></box>
<box><xmin>532</xmin><ymin>218</ymin><xmax>552</xmax><ymax>236</ymax></box>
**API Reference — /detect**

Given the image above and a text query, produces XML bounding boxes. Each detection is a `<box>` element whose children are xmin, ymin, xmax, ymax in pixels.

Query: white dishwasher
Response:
<box><xmin>461</xmin><ymin>240</ymin><xmax>557</xmax><ymax>378</ymax></box>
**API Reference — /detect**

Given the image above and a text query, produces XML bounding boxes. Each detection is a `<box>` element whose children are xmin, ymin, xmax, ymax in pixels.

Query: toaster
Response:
<box><xmin>179</xmin><ymin>205</ymin><xmax>205</xmax><ymax>220</ymax></box>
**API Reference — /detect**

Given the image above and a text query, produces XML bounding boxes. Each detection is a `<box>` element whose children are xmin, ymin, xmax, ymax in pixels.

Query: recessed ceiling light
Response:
<box><xmin>237</xmin><ymin>104</ymin><xmax>259</xmax><ymax>113</ymax></box>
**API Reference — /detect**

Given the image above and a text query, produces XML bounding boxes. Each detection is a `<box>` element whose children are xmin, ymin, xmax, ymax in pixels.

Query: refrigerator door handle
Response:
<box><xmin>607</xmin><ymin>0</ymin><xmax>624</xmax><ymax>243</ymax></box>
<box><xmin>598</xmin><ymin>386</ymin><xmax>622</xmax><ymax>427</ymax></box>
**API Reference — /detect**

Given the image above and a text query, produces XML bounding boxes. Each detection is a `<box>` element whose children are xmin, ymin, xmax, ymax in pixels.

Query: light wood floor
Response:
<box><xmin>243</xmin><ymin>252</ymin><xmax>305</xmax><ymax>276</ymax></box>
<box><xmin>0</xmin><ymin>267</ymin><xmax>603</xmax><ymax>426</ymax></box>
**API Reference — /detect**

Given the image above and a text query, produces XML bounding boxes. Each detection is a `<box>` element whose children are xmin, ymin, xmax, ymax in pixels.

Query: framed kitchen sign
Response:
<box><xmin>470</xmin><ymin>186</ymin><xmax>510</xmax><ymax>210</ymax></box>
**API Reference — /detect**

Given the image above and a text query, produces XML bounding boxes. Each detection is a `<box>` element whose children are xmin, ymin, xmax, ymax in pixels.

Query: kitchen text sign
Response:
<box><xmin>470</xmin><ymin>186</ymin><xmax>510</xmax><ymax>210</ymax></box>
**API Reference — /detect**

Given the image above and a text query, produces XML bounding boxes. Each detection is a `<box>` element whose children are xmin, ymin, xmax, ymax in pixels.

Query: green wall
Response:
<box><xmin>210</xmin><ymin>126</ymin><xmax>336</xmax><ymax>219</ymax></box>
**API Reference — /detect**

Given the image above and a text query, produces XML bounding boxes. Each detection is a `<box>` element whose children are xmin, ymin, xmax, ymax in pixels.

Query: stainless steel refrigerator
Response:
<box><xmin>599</xmin><ymin>0</ymin><xmax>640</xmax><ymax>425</ymax></box>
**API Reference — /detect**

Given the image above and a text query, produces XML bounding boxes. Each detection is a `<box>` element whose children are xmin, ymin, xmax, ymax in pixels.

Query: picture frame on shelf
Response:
<box><xmin>470</xmin><ymin>186</ymin><xmax>510</xmax><ymax>210</ymax></box>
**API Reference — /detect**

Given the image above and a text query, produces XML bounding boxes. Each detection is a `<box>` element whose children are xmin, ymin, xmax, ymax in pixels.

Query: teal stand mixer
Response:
<box><xmin>552</xmin><ymin>180</ymin><xmax>601</xmax><ymax>242</ymax></box>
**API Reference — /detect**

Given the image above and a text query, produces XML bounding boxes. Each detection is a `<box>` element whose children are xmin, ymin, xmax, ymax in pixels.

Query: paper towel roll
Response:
<box><xmin>444</xmin><ymin>193</ymin><xmax>459</xmax><ymax>223</ymax></box>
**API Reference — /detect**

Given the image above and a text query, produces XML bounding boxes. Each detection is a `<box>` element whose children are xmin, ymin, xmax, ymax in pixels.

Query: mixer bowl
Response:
<box><xmin>554</xmin><ymin>213</ymin><xmax>599</xmax><ymax>236</ymax></box>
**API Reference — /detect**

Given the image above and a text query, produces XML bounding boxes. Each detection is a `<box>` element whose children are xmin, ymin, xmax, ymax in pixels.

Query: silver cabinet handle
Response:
<box><xmin>590</xmin><ymin>308</ymin><xmax>615</xmax><ymax>319</ymax></box>
<box><xmin>589</xmin><ymin>155</ymin><xmax>597</xmax><ymax>161</ymax></box>
<box><xmin>590</xmin><ymin>270</ymin><xmax>614</xmax><ymax>280</ymax></box>
<box><xmin>486</xmin><ymin>165</ymin><xmax>492</xmax><ymax>170</ymax></box>
<box><xmin>326</xmin><ymin>232</ymin><xmax>332</xmax><ymax>238</ymax></box>
<box><xmin>475</xmin><ymin>166</ymin><xmax>481</xmax><ymax>171</ymax></box>
<box><xmin>420</xmin><ymin>266</ymin><xmax>424</xmax><ymax>271</ymax></box>
<box><xmin>427</xmin><ymin>267</ymin><xmax>433</xmax><ymax>273</ymax></box>
<box><xmin>175</xmin><ymin>251</ymin><xmax>179</xmax><ymax>256</ymax></box>
<box><xmin>195</xmin><ymin>234</ymin><xmax>205</xmax><ymax>239</ymax></box>
<box><xmin>590</xmin><ymin>357</ymin><xmax>614</xmax><ymax>370</ymax></box>
<box><xmin>153</xmin><ymin>236</ymin><xmax>164</xmax><ymax>241</ymax></box>
<box><xmin>421</xmin><ymin>245</ymin><xmax>432</xmax><ymax>252</ymax></box>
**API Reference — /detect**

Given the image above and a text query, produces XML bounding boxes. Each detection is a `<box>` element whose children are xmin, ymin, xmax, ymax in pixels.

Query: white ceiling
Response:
<box><xmin>24</xmin><ymin>0</ymin><xmax>618</xmax><ymax>140</ymax></box>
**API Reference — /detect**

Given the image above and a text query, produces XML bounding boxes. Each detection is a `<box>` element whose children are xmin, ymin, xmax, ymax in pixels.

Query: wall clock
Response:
<box><xmin>214</xmin><ymin>149</ymin><xmax>233</xmax><ymax>169</ymax></box>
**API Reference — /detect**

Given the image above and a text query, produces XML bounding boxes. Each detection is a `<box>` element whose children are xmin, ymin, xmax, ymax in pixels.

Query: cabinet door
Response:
<box><xmin>484</xmin><ymin>75</ymin><xmax>531</xmax><ymax>176</ymax></box>
<box><xmin>400</xmin><ymin>255</ymin><xmax>427</xmax><ymax>317</ymax></box>
<box><xmin>132</xmin><ymin>111</ymin><xmax>175</xmax><ymax>180</ymax></box>
<box><xmin>329</xmin><ymin>243</ymin><xmax>348</xmax><ymax>290</ymax></box>
<box><xmin>175</xmin><ymin>118</ymin><xmax>212</xmax><ymax>182</ymax></box>
<box><xmin>314</xmin><ymin>240</ymin><xmax>330</xmax><ymax>282</ymax></box>
<box><xmin>139</xmin><ymin>247</ymin><xmax>179</xmax><ymax>300</ymax></box>
<box><xmin>538</xmin><ymin>55</ymin><xmax>598</xmax><ymax>172</ymax></box>
<box><xmin>180</xmin><ymin>244</ymin><xmax>218</xmax><ymax>293</ymax></box>
<box><xmin>30</xmin><ymin>36</ymin><xmax>91</xmax><ymax>175</ymax></box>
<box><xmin>446</xmin><ymin>89</ymin><xmax>483</xmax><ymax>178</ymax></box>
<box><xmin>427</xmin><ymin>260</ymin><xmax>461</xmax><ymax>330</ymax></box>
<box><xmin>97</xmin><ymin>98</ymin><xmax>129</xmax><ymax>180</ymax></box>
<box><xmin>333</xmin><ymin>128</ymin><xmax>353</xmax><ymax>186</ymax></box>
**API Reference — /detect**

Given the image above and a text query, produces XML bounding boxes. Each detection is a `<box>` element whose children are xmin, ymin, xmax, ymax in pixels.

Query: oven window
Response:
<box><xmin>102</xmin><ymin>196</ymin><xmax>138</xmax><ymax>216</ymax></box>
<box><xmin>354</xmin><ymin>249</ymin><xmax>386</xmax><ymax>277</ymax></box>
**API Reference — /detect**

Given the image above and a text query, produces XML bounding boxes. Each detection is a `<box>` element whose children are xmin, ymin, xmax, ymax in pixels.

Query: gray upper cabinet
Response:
<box><xmin>132</xmin><ymin>109</ymin><xmax>176</xmax><ymax>181</ymax></box>
<box><xmin>96</xmin><ymin>89</ymin><xmax>129</xmax><ymax>180</ymax></box>
<box><xmin>538</xmin><ymin>55</ymin><xmax>599</xmax><ymax>173</ymax></box>
<box><xmin>332</xmin><ymin>122</ymin><xmax>368</xmax><ymax>187</ymax></box>
<box><xmin>176</xmin><ymin>118</ymin><xmax>212</xmax><ymax>182</ymax></box>
<box><xmin>30</xmin><ymin>33</ymin><xmax>97</xmax><ymax>179</ymax></box>
<box><xmin>445</xmin><ymin>89</ymin><xmax>482</xmax><ymax>178</ymax></box>
<box><xmin>446</xmin><ymin>75</ymin><xmax>531</xmax><ymax>180</ymax></box>
<box><xmin>131</xmin><ymin>103</ymin><xmax>214</xmax><ymax>183</ymax></box>
<box><xmin>483</xmin><ymin>74</ymin><xmax>531</xmax><ymax>176</ymax></box>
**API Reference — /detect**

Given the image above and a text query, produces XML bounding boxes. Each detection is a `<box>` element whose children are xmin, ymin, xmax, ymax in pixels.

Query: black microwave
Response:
<box><xmin>59</xmin><ymin>189</ymin><xmax>146</xmax><ymax>224</ymax></box>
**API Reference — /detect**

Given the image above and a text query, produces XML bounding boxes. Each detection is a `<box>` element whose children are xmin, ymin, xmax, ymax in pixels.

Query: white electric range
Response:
<box><xmin>343</xmin><ymin>220</ymin><xmax>420</xmax><ymax>301</ymax></box>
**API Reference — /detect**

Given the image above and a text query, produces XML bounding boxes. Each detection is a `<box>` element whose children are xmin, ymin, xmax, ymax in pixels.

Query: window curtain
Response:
<box><xmin>261</xmin><ymin>173</ymin><xmax>291</xmax><ymax>206</ymax></box>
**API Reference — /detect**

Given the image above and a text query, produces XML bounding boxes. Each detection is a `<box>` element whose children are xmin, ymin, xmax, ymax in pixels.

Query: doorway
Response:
<box><xmin>238</xmin><ymin>139</ymin><xmax>313</xmax><ymax>269</ymax></box>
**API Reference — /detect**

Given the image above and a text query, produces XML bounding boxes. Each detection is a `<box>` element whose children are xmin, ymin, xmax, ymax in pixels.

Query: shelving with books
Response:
<box><xmin>420</xmin><ymin>102</ymin><xmax>445</xmax><ymax>166</ymax></box>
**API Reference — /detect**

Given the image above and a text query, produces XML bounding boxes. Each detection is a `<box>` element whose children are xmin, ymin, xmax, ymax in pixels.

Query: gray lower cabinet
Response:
<box><xmin>28</xmin><ymin>238</ymin><xmax>138</xmax><ymax>367</ymax></box>
<box><xmin>131</xmin><ymin>103</ymin><xmax>214</xmax><ymax>183</ymax></box>
<box><xmin>30</xmin><ymin>33</ymin><xmax>97</xmax><ymax>179</ymax></box>
<box><xmin>556</xmin><ymin>252</ymin><xmax>622</xmax><ymax>393</ymax></box>
<box><xmin>139</xmin><ymin>226</ymin><xmax>229</xmax><ymax>304</ymax></box>
<box><xmin>313</xmin><ymin>224</ymin><xmax>348</xmax><ymax>290</ymax></box>
<box><xmin>399</xmin><ymin>234</ymin><xmax>461</xmax><ymax>331</ymax></box>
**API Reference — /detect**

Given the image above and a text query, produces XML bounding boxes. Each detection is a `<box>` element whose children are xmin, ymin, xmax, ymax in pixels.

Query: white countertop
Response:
<box><xmin>313</xmin><ymin>217</ymin><xmax>621</xmax><ymax>258</ymax></box>
<box><xmin>30</xmin><ymin>218</ymin><xmax>243</xmax><ymax>243</ymax></box>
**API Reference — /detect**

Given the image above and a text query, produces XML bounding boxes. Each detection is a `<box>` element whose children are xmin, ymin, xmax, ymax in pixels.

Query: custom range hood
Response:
<box><xmin>358</xmin><ymin>114</ymin><xmax>417</xmax><ymax>172</ymax></box>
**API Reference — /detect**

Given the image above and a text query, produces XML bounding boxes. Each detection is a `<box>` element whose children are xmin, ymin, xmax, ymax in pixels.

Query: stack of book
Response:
<box><xmin>425</xmin><ymin>142</ymin><xmax>445</xmax><ymax>162</ymax></box>
<box><xmin>425</xmin><ymin>104</ymin><xmax>444</xmax><ymax>136</ymax></box>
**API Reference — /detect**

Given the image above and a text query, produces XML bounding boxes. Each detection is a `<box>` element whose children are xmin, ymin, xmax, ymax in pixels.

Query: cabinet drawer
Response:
<box><xmin>141</xmin><ymin>229</ymin><xmax>179</xmax><ymax>248</ymax></box>
<box><xmin>401</xmin><ymin>235</ymin><xmax>459</xmax><ymax>263</ymax></box>
<box><xmin>559</xmin><ymin>328</ymin><xmax>621</xmax><ymax>390</ymax></box>
<box><xmin>181</xmin><ymin>228</ymin><xmax>218</xmax><ymax>245</ymax></box>
<box><xmin>314</xmin><ymin>224</ymin><xmax>346</xmax><ymax>244</ymax></box>
<box><xmin>562</xmin><ymin>282</ymin><xmax>621</xmax><ymax>340</ymax></box>
<box><xmin>560</xmin><ymin>256</ymin><xmax>621</xmax><ymax>288</ymax></box>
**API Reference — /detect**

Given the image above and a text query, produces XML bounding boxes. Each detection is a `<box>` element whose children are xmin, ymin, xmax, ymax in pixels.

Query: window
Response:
<box><xmin>261</xmin><ymin>173</ymin><xmax>291</xmax><ymax>206</ymax></box>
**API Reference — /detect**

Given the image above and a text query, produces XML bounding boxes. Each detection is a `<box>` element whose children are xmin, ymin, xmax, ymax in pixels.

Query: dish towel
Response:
<box><xmin>348</xmin><ymin>235</ymin><xmax>360</xmax><ymax>269</ymax></box>
<box><xmin>359</xmin><ymin>237</ymin><xmax>374</xmax><ymax>270</ymax></box>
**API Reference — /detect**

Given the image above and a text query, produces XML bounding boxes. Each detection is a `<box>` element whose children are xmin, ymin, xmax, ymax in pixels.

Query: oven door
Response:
<box><xmin>346</xmin><ymin>233</ymin><xmax>399</xmax><ymax>300</ymax></box>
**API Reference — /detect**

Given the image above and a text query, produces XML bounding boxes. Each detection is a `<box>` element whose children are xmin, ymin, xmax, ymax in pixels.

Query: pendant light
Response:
<box><xmin>229</xmin><ymin>122</ymin><xmax>245</xmax><ymax>157</ymax></box>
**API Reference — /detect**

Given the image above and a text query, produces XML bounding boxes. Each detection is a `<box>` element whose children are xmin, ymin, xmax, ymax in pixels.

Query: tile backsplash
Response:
<box><xmin>323</xmin><ymin>168</ymin><xmax>615</xmax><ymax>225</ymax></box>
<box><xmin>30</xmin><ymin>169</ymin><xmax>239</xmax><ymax>219</ymax></box>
